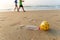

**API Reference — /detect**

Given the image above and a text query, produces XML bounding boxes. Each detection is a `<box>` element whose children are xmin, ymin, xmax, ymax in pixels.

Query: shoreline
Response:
<box><xmin>0</xmin><ymin>9</ymin><xmax>60</xmax><ymax>12</ymax></box>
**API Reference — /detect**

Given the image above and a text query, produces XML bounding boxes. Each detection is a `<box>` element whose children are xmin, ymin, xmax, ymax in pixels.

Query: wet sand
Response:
<box><xmin>0</xmin><ymin>10</ymin><xmax>60</xmax><ymax>40</ymax></box>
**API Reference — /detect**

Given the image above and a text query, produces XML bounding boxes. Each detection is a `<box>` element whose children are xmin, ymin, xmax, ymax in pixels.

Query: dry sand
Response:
<box><xmin>0</xmin><ymin>10</ymin><xmax>60</xmax><ymax>40</ymax></box>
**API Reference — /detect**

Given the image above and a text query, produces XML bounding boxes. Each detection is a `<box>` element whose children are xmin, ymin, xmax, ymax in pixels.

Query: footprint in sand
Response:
<box><xmin>0</xmin><ymin>26</ymin><xmax>2</xmax><ymax>28</ymax></box>
<box><xmin>10</xmin><ymin>22</ymin><xmax>21</xmax><ymax>26</ymax></box>
<box><xmin>23</xmin><ymin>16</ymin><xmax>29</xmax><ymax>19</ymax></box>
<box><xmin>16</xmin><ymin>25</ymin><xmax>25</xmax><ymax>30</ymax></box>
<box><xmin>53</xmin><ymin>15</ymin><xmax>59</xmax><ymax>16</ymax></box>
<box><xmin>50</xmin><ymin>15</ymin><xmax>59</xmax><ymax>18</ymax></box>
<box><xmin>48</xmin><ymin>38</ymin><xmax>56</xmax><ymax>40</ymax></box>
<box><xmin>23</xmin><ymin>16</ymin><xmax>36</xmax><ymax>23</ymax></box>
<box><xmin>18</xmin><ymin>36</ymin><xmax>20</xmax><ymax>39</ymax></box>
<box><xmin>23</xmin><ymin>16</ymin><xmax>27</xmax><ymax>18</ymax></box>
<box><xmin>0</xmin><ymin>17</ymin><xmax>7</xmax><ymax>21</ymax></box>
<box><xmin>28</xmin><ymin>18</ymin><xmax>37</xmax><ymax>22</ymax></box>
<box><xmin>56</xmin><ymin>20</ymin><xmax>60</xmax><ymax>22</ymax></box>
<box><xmin>0</xmin><ymin>19</ymin><xmax>5</xmax><ymax>21</ymax></box>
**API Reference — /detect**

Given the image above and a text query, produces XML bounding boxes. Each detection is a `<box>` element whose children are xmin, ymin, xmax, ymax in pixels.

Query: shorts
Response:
<box><xmin>15</xmin><ymin>1</ymin><xmax>17</xmax><ymax>3</ymax></box>
<box><xmin>15</xmin><ymin>1</ymin><xmax>17</xmax><ymax>5</ymax></box>
<box><xmin>20</xmin><ymin>5</ymin><xmax>23</xmax><ymax>7</ymax></box>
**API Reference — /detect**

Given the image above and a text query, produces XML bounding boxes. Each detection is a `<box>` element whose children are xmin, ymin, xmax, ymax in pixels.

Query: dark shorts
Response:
<box><xmin>20</xmin><ymin>5</ymin><xmax>23</xmax><ymax>7</ymax></box>
<box><xmin>15</xmin><ymin>1</ymin><xmax>17</xmax><ymax>3</ymax></box>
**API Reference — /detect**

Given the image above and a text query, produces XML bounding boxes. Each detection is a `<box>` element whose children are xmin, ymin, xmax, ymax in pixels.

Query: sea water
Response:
<box><xmin>0</xmin><ymin>5</ymin><xmax>60</xmax><ymax>12</ymax></box>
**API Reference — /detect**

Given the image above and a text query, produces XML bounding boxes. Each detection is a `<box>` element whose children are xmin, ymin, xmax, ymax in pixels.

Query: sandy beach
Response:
<box><xmin>0</xmin><ymin>10</ymin><xmax>60</xmax><ymax>40</ymax></box>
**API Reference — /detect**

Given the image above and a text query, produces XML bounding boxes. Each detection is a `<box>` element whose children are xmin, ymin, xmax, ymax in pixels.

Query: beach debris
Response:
<box><xmin>19</xmin><ymin>21</ymin><xmax>50</xmax><ymax>31</ymax></box>
<box><xmin>22</xmin><ymin>25</ymin><xmax>38</xmax><ymax>30</ymax></box>
<box><xmin>19</xmin><ymin>25</ymin><xmax>25</xmax><ymax>29</ymax></box>
<box><xmin>39</xmin><ymin>21</ymin><xmax>49</xmax><ymax>31</ymax></box>
<box><xmin>32</xmin><ymin>19</ymin><xmax>37</xmax><ymax>23</ymax></box>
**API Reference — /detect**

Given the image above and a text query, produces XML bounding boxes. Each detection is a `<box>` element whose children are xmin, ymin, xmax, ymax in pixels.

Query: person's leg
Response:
<box><xmin>18</xmin><ymin>6</ymin><xmax>21</xmax><ymax>12</ymax></box>
<box><xmin>14</xmin><ymin>3</ymin><xmax>17</xmax><ymax>11</ymax></box>
<box><xmin>14</xmin><ymin>5</ymin><xmax>16</xmax><ymax>11</ymax></box>
<box><xmin>22</xmin><ymin>6</ymin><xmax>25</xmax><ymax>12</ymax></box>
<box><xmin>16</xmin><ymin>5</ymin><xmax>19</xmax><ymax>12</ymax></box>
